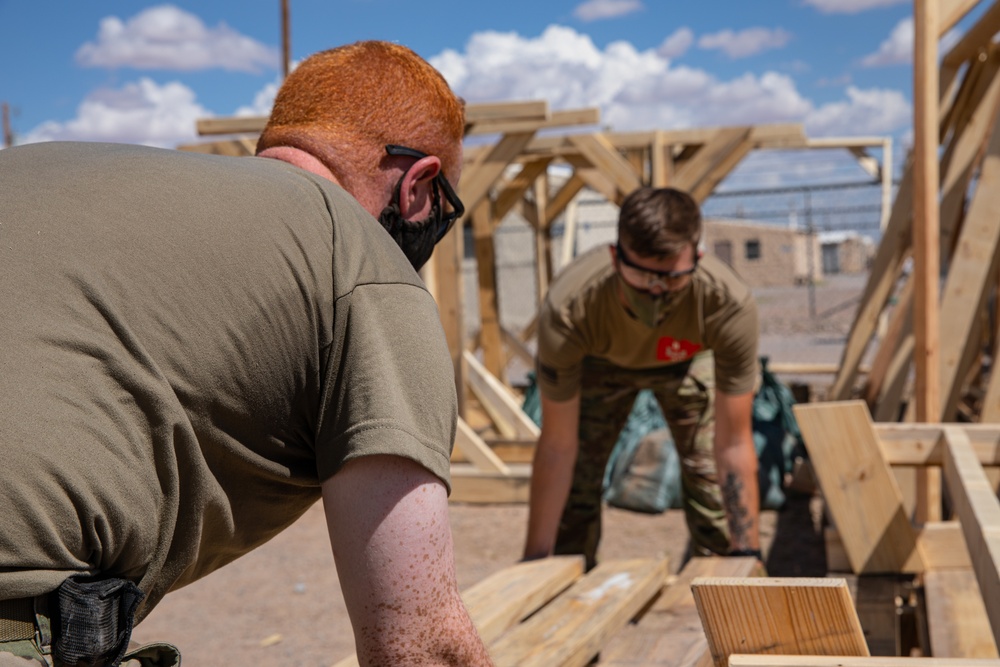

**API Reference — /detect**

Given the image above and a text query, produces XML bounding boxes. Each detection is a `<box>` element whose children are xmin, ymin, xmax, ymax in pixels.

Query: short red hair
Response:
<box><xmin>258</xmin><ymin>41</ymin><xmax>465</xmax><ymax>186</ymax></box>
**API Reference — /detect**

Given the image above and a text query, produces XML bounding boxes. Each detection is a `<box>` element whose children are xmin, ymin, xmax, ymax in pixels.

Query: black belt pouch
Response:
<box><xmin>53</xmin><ymin>575</ymin><xmax>144</xmax><ymax>667</ymax></box>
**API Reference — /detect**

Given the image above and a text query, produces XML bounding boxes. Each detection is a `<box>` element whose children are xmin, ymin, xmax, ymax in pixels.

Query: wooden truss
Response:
<box><xmin>830</xmin><ymin>0</ymin><xmax>1000</xmax><ymax>424</ymax></box>
<box><xmin>794</xmin><ymin>400</ymin><xmax>1000</xmax><ymax>661</ymax></box>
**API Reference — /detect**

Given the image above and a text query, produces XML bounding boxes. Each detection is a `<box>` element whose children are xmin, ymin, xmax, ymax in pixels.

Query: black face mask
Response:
<box><xmin>377</xmin><ymin>192</ymin><xmax>442</xmax><ymax>271</ymax></box>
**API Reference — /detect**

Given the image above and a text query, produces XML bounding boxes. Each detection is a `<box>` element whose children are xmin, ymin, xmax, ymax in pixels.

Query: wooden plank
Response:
<box><xmin>449</xmin><ymin>462</ymin><xmax>530</xmax><ymax>503</ymax></box>
<box><xmin>569</xmin><ymin>133</ymin><xmax>643</xmax><ymax>199</ymax></box>
<box><xmin>500</xmin><ymin>325</ymin><xmax>535</xmax><ymax>368</ymax></box>
<box><xmin>690</xmin><ymin>136</ymin><xmax>754</xmax><ymax>203</ymax></box>
<box><xmin>793</xmin><ymin>401</ymin><xmax>925</xmax><ymax>573</ymax></box>
<box><xmin>459</xmin><ymin>131</ymin><xmax>537</xmax><ymax>215</ymax></box>
<box><xmin>692</xmin><ymin>577</ymin><xmax>870</xmax><ymax>667</ymax></box>
<box><xmin>572</xmin><ymin>161</ymin><xmax>624</xmax><ymax>205</ymax></box>
<box><xmin>942</xmin><ymin>425</ymin><xmax>1000</xmax><ymax>644</ymax></box>
<box><xmin>829</xmin><ymin>166</ymin><xmax>913</xmax><ymax>400</ymax></box>
<box><xmin>471</xmin><ymin>199</ymin><xmax>507</xmax><ymax>383</ymax></box>
<box><xmin>332</xmin><ymin>554</ymin><xmax>584</xmax><ymax>667</ymax></box>
<box><xmin>196</xmin><ymin>116</ymin><xmax>267</xmax><ymax>135</ymax></box>
<box><xmin>466</xmin><ymin>107</ymin><xmax>600</xmax><ymax>137</ymax></box>
<box><xmin>463</xmin><ymin>349</ymin><xmax>540</xmax><ymax>440</ymax></box>
<box><xmin>429</xmin><ymin>216</ymin><xmax>467</xmax><ymax>418</ymax></box>
<box><xmin>651</xmin><ymin>131</ymin><xmax>672</xmax><ymax>188</ymax></box>
<box><xmin>489</xmin><ymin>558</ymin><xmax>669</xmax><ymax>667</ymax></box>
<box><xmin>940</xmin><ymin>0</ymin><xmax>987</xmax><ymax>36</ymax></box>
<box><xmin>466</xmin><ymin>100</ymin><xmax>549</xmax><ymax>123</ymax></box>
<box><xmin>494</xmin><ymin>158</ymin><xmax>553</xmax><ymax>221</ymax></box>
<box><xmin>455</xmin><ymin>417</ymin><xmax>510</xmax><ymax>474</ymax></box>
<box><xmin>461</xmin><ymin>555</ymin><xmax>584</xmax><ymax>643</ymax></box>
<box><xmin>919</xmin><ymin>520</ymin><xmax>974</xmax><ymax>569</ymax></box>
<box><xmin>544</xmin><ymin>172</ymin><xmax>586</xmax><ymax>227</ymax></box>
<box><xmin>672</xmin><ymin>127</ymin><xmax>752</xmax><ymax>199</ymax></box>
<box><xmin>863</xmin><ymin>279</ymin><xmax>913</xmax><ymax>416</ymax></box>
<box><xmin>913</xmin><ymin>0</ymin><xmax>941</xmax><ymax>423</ymax></box>
<box><xmin>600</xmin><ymin>556</ymin><xmax>765</xmax><ymax>667</ymax></box>
<box><xmin>925</xmin><ymin>568</ymin><xmax>999</xmax><ymax>658</ymax></box>
<box><xmin>729</xmin><ymin>656</ymin><xmax>1000</xmax><ymax>666</ymax></box>
<box><xmin>935</xmin><ymin>105</ymin><xmax>1000</xmax><ymax>420</ymax></box>
<box><xmin>876</xmin><ymin>423</ymin><xmax>1000</xmax><ymax>465</ymax></box>
<box><xmin>487</xmin><ymin>438</ymin><xmax>536</xmax><ymax>464</ymax></box>
<box><xmin>944</xmin><ymin>0</ymin><xmax>1000</xmax><ymax>67</ymax></box>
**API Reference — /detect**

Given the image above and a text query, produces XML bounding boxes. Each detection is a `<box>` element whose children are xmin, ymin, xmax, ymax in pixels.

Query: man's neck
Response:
<box><xmin>257</xmin><ymin>146</ymin><xmax>339</xmax><ymax>185</ymax></box>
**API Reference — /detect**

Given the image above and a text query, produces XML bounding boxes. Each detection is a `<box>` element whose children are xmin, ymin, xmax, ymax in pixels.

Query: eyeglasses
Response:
<box><xmin>614</xmin><ymin>242</ymin><xmax>698</xmax><ymax>291</ymax></box>
<box><xmin>385</xmin><ymin>144</ymin><xmax>465</xmax><ymax>241</ymax></box>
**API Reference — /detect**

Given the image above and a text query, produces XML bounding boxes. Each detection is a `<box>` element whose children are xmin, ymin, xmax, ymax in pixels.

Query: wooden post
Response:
<box><xmin>280</xmin><ymin>0</ymin><xmax>291</xmax><ymax>80</ymax></box>
<box><xmin>913</xmin><ymin>0</ymin><xmax>942</xmax><ymax>526</ymax></box>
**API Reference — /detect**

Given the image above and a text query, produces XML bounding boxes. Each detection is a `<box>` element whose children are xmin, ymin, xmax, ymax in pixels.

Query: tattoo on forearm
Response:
<box><xmin>722</xmin><ymin>472</ymin><xmax>753</xmax><ymax>547</ymax></box>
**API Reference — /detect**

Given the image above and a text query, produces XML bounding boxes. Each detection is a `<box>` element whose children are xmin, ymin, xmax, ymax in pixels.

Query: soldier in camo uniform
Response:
<box><xmin>523</xmin><ymin>187</ymin><xmax>762</xmax><ymax>569</ymax></box>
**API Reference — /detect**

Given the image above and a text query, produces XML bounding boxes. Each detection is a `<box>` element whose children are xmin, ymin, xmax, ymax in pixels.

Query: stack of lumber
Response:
<box><xmin>331</xmin><ymin>555</ymin><xmax>763</xmax><ymax>667</ymax></box>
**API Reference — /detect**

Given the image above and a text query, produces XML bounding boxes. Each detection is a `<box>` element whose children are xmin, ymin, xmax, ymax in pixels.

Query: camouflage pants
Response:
<box><xmin>553</xmin><ymin>353</ymin><xmax>731</xmax><ymax>569</ymax></box>
<box><xmin>0</xmin><ymin>595</ymin><xmax>179</xmax><ymax>667</ymax></box>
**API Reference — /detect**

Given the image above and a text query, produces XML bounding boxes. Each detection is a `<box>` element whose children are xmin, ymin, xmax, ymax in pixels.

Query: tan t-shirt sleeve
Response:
<box><xmin>535</xmin><ymin>297</ymin><xmax>587</xmax><ymax>402</ymax></box>
<box><xmin>705</xmin><ymin>292</ymin><xmax>760</xmax><ymax>395</ymax></box>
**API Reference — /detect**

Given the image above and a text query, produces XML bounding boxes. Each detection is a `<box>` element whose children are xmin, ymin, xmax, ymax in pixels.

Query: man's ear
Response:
<box><xmin>398</xmin><ymin>155</ymin><xmax>441</xmax><ymax>221</ymax></box>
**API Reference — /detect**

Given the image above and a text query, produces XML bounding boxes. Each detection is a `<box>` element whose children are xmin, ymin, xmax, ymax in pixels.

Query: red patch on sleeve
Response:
<box><xmin>656</xmin><ymin>337</ymin><xmax>703</xmax><ymax>362</ymax></box>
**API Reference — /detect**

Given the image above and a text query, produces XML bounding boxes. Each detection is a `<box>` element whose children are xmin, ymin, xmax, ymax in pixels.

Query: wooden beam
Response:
<box><xmin>465</xmin><ymin>100</ymin><xmax>549</xmax><ymax>124</ymax></box>
<box><xmin>466</xmin><ymin>107</ymin><xmax>599</xmax><ymax>137</ymax></box>
<box><xmin>942</xmin><ymin>425</ymin><xmax>1000</xmax><ymax>645</ymax></box>
<box><xmin>544</xmin><ymin>173</ymin><xmax>586</xmax><ymax>227</ymax></box>
<box><xmin>829</xmin><ymin>163</ymin><xmax>913</xmax><ymax>400</ymax></box>
<box><xmin>430</xmin><ymin>219</ymin><xmax>467</xmax><ymax>418</ymax></box>
<box><xmin>729</xmin><ymin>656</ymin><xmax>1000</xmax><ymax>666</ymax></box>
<box><xmin>196</xmin><ymin>116</ymin><xmax>267</xmax><ymax>136</ymax></box>
<box><xmin>943</xmin><ymin>0</ymin><xmax>1000</xmax><ymax>67</ymax></box>
<box><xmin>569</xmin><ymin>133</ymin><xmax>643</xmax><ymax>199</ymax></box>
<box><xmin>463</xmin><ymin>350</ymin><xmax>540</xmax><ymax>440</ymax></box>
<box><xmin>672</xmin><ymin>126</ymin><xmax>752</xmax><ymax>199</ymax></box>
<box><xmin>935</xmin><ymin>98</ymin><xmax>1000</xmax><ymax>420</ymax></box>
<box><xmin>471</xmin><ymin>199</ymin><xmax>507</xmax><ymax>383</ymax></box>
<box><xmin>692</xmin><ymin>577</ymin><xmax>869</xmax><ymax>667</ymax></box>
<box><xmin>460</xmin><ymin>555</ymin><xmax>584</xmax><ymax>643</ymax></box>
<box><xmin>459</xmin><ymin>131</ymin><xmax>537</xmax><ymax>215</ymax></box>
<box><xmin>450</xmin><ymin>462</ymin><xmax>531</xmax><ymax>503</ymax></box>
<box><xmin>600</xmin><ymin>556</ymin><xmax>765</xmax><ymax>667</ymax></box>
<box><xmin>455</xmin><ymin>417</ymin><xmax>510</xmax><ymax>474</ymax></box>
<box><xmin>913</xmin><ymin>0</ymin><xmax>942</xmax><ymax>423</ymax></box>
<box><xmin>793</xmin><ymin>401</ymin><xmax>925</xmax><ymax>573</ymax></box>
<box><xmin>925</xmin><ymin>567</ymin><xmax>1000</xmax><ymax>658</ymax></box>
<box><xmin>940</xmin><ymin>0</ymin><xmax>987</xmax><ymax>36</ymax></box>
<box><xmin>876</xmin><ymin>422</ymin><xmax>1000</xmax><ymax>465</ymax></box>
<box><xmin>493</xmin><ymin>158</ymin><xmax>553</xmax><ymax>222</ymax></box>
<box><xmin>489</xmin><ymin>558</ymin><xmax>669</xmax><ymax>667</ymax></box>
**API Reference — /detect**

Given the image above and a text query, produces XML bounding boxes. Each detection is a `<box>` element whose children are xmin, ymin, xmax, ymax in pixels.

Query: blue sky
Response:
<box><xmin>0</xmin><ymin>0</ymin><xmax>981</xmax><ymax>198</ymax></box>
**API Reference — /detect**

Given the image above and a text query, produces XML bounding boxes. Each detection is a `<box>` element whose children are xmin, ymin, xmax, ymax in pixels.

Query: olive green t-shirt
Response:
<box><xmin>537</xmin><ymin>245</ymin><xmax>759</xmax><ymax>400</ymax></box>
<box><xmin>0</xmin><ymin>142</ymin><xmax>457</xmax><ymax>619</ymax></box>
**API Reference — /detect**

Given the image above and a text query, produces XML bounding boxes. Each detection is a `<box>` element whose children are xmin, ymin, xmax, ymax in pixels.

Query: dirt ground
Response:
<box><xmin>130</xmin><ymin>274</ymin><xmax>863</xmax><ymax>666</ymax></box>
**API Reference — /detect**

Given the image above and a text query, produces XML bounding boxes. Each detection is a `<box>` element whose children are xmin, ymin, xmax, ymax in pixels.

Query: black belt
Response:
<box><xmin>0</xmin><ymin>596</ymin><xmax>38</xmax><ymax>642</ymax></box>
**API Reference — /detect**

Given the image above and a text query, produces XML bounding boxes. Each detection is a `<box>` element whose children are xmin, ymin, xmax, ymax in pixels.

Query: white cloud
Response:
<box><xmin>657</xmin><ymin>27</ymin><xmax>694</xmax><ymax>59</ymax></box>
<box><xmin>698</xmin><ymin>27</ymin><xmax>793</xmax><ymax>59</ymax></box>
<box><xmin>861</xmin><ymin>17</ymin><xmax>962</xmax><ymax>67</ymax></box>
<box><xmin>432</xmin><ymin>25</ymin><xmax>911</xmax><ymax>139</ymax></box>
<box><xmin>860</xmin><ymin>17</ymin><xmax>912</xmax><ymax>66</ymax></box>
<box><xmin>803</xmin><ymin>0</ymin><xmax>907</xmax><ymax>14</ymax></box>
<box><xmin>805</xmin><ymin>86</ymin><xmax>911</xmax><ymax>136</ymax></box>
<box><xmin>20</xmin><ymin>78</ymin><xmax>209</xmax><ymax>148</ymax></box>
<box><xmin>75</xmin><ymin>4</ymin><xmax>278</xmax><ymax>73</ymax></box>
<box><xmin>573</xmin><ymin>0</ymin><xmax>643</xmax><ymax>22</ymax></box>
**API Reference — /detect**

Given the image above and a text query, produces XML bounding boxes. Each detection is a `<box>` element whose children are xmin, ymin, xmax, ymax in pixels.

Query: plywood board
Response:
<box><xmin>600</xmin><ymin>556</ymin><xmax>765</xmax><ymax>667</ymax></box>
<box><xmin>489</xmin><ymin>558</ymin><xmax>668</xmax><ymax>667</ymax></box>
<box><xmin>692</xmin><ymin>577</ymin><xmax>869</xmax><ymax>667</ymax></box>
<box><xmin>793</xmin><ymin>401</ymin><xmax>925</xmax><ymax>573</ymax></box>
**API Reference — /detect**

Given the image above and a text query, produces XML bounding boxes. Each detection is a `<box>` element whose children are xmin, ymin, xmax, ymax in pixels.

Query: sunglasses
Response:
<box><xmin>385</xmin><ymin>144</ymin><xmax>465</xmax><ymax>241</ymax></box>
<box><xmin>614</xmin><ymin>242</ymin><xmax>698</xmax><ymax>290</ymax></box>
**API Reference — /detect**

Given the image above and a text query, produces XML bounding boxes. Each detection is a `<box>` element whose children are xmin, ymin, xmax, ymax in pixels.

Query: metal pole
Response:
<box><xmin>805</xmin><ymin>189</ymin><xmax>816</xmax><ymax>319</ymax></box>
<box><xmin>281</xmin><ymin>0</ymin><xmax>291</xmax><ymax>80</ymax></box>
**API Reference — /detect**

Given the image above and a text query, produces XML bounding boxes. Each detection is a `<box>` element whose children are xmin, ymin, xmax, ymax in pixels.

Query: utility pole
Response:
<box><xmin>281</xmin><ymin>0</ymin><xmax>291</xmax><ymax>80</ymax></box>
<box><xmin>2</xmin><ymin>102</ymin><xmax>12</xmax><ymax>148</ymax></box>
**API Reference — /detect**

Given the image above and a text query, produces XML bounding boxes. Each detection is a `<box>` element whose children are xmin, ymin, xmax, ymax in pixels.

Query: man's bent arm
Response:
<box><xmin>713</xmin><ymin>390</ymin><xmax>760</xmax><ymax>553</ymax></box>
<box><xmin>523</xmin><ymin>393</ymin><xmax>581</xmax><ymax>560</ymax></box>
<box><xmin>323</xmin><ymin>455</ymin><xmax>493</xmax><ymax>667</ymax></box>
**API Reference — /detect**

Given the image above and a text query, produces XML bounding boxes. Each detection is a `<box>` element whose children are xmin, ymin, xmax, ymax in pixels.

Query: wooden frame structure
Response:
<box><xmin>830</xmin><ymin>0</ymin><xmax>1000</xmax><ymax>426</ymax></box>
<box><xmin>794</xmin><ymin>400</ymin><xmax>1000</xmax><ymax>660</ymax></box>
